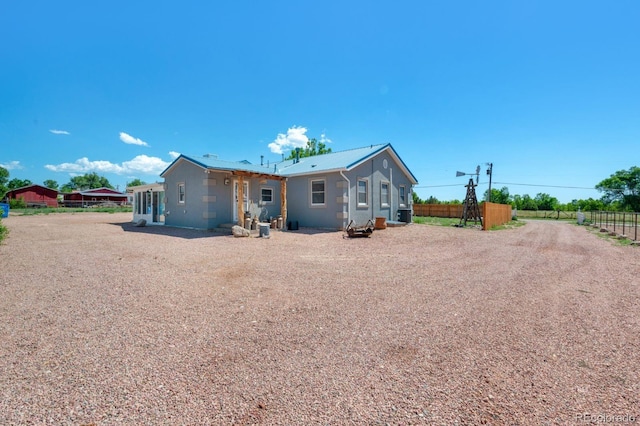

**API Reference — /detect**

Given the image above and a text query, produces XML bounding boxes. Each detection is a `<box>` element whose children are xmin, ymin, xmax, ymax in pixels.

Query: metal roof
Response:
<box><xmin>161</xmin><ymin>144</ymin><xmax>418</xmax><ymax>184</ymax></box>
<box><xmin>276</xmin><ymin>143</ymin><xmax>418</xmax><ymax>184</ymax></box>
<box><xmin>161</xmin><ymin>155</ymin><xmax>281</xmax><ymax>177</ymax></box>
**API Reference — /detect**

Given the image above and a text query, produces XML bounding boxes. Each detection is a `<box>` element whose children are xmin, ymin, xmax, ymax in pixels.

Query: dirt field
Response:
<box><xmin>0</xmin><ymin>213</ymin><xmax>638</xmax><ymax>425</ymax></box>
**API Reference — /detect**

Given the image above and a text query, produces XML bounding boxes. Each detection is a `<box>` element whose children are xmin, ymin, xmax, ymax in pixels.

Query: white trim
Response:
<box><xmin>380</xmin><ymin>180</ymin><xmax>390</xmax><ymax>207</ymax></box>
<box><xmin>399</xmin><ymin>184</ymin><xmax>407</xmax><ymax>208</ymax></box>
<box><xmin>260</xmin><ymin>186</ymin><xmax>274</xmax><ymax>205</ymax></box>
<box><xmin>357</xmin><ymin>178</ymin><xmax>369</xmax><ymax>207</ymax></box>
<box><xmin>177</xmin><ymin>182</ymin><xmax>185</xmax><ymax>204</ymax></box>
<box><xmin>309</xmin><ymin>178</ymin><xmax>326</xmax><ymax>207</ymax></box>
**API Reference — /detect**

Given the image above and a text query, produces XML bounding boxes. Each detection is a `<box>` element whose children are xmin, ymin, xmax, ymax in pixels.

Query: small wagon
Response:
<box><xmin>345</xmin><ymin>219</ymin><xmax>375</xmax><ymax>238</ymax></box>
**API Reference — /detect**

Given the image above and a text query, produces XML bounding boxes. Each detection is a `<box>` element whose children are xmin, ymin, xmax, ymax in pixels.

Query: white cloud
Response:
<box><xmin>319</xmin><ymin>132</ymin><xmax>332</xmax><ymax>145</ymax></box>
<box><xmin>169</xmin><ymin>151</ymin><xmax>180</xmax><ymax>159</ymax></box>
<box><xmin>268</xmin><ymin>126</ymin><xmax>309</xmax><ymax>154</ymax></box>
<box><xmin>45</xmin><ymin>155</ymin><xmax>169</xmax><ymax>175</ymax></box>
<box><xmin>49</xmin><ymin>129</ymin><xmax>70</xmax><ymax>135</ymax></box>
<box><xmin>122</xmin><ymin>155</ymin><xmax>169</xmax><ymax>174</ymax></box>
<box><xmin>0</xmin><ymin>160</ymin><xmax>23</xmax><ymax>170</ymax></box>
<box><xmin>119</xmin><ymin>132</ymin><xmax>149</xmax><ymax>147</ymax></box>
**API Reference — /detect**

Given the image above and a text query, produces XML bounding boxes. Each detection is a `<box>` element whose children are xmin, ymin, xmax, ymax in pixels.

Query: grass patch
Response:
<box><xmin>584</xmin><ymin>224</ymin><xmax>636</xmax><ymax>246</ymax></box>
<box><xmin>488</xmin><ymin>220</ymin><xmax>526</xmax><ymax>231</ymax></box>
<box><xmin>413</xmin><ymin>216</ymin><xmax>462</xmax><ymax>226</ymax></box>
<box><xmin>515</xmin><ymin>210</ymin><xmax>577</xmax><ymax>221</ymax></box>
<box><xmin>414</xmin><ymin>216</ymin><xmax>525</xmax><ymax>230</ymax></box>
<box><xmin>10</xmin><ymin>206</ymin><xmax>133</xmax><ymax>216</ymax></box>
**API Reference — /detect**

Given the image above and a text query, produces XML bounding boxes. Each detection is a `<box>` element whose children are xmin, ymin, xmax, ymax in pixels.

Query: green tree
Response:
<box><xmin>60</xmin><ymin>172</ymin><xmax>114</xmax><ymax>192</ymax></box>
<box><xmin>0</xmin><ymin>166</ymin><xmax>9</xmax><ymax>197</ymax></box>
<box><xmin>43</xmin><ymin>179</ymin><xmax>59</xmax><ymax>190</ymax></box>
<box><xmin>286</xmin><ymin>138</ymin><xmax>332</xmax><ymax>160</ymax></box>
<box><xmin>596</xmin><ymin>166</ymin><xmax>640</xmax><ymax>212</ymax></box>
<box><xmin>126</xmin><ymin>178</ymin><xmax>147</xmax><ymax>188</ymax></box>
<box><xmin>575</xmin><ymin>198</ymin><xmax>606</xmax><ymax>211</ymax></box>
<box><xmin>534</xmin><ymin>193</ymin><xmax>559</xmax><ymax>211</ymax></box>
<box><xmin>484</xmin><ymin>186</ymin><xmax>510</xmax><ymax>204</ymax></box>
<box><xmin>7</xmin><ymin>178</ymin><xmax>32</xmax><ymax>190</ymax></box>
<box><xmin>513</xmin><ymin>194</ymin><xmax>538</xmax><ymax>210</ymax></box>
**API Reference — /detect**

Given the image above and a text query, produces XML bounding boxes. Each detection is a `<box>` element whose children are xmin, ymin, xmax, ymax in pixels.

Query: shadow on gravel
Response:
<box><xmin>110</xmin><ymin>221</ymin><xmax>229</xmax><ymax>240</ymax></box>
<box><xmin>111</xmin><ymin>221</ymin><xmax>342</xmax><ymax>239</ymax></box>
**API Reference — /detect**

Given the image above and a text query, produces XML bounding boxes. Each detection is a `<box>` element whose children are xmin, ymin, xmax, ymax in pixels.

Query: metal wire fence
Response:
<box><xmin>589</xmin><ymin>211</ymin><xmax>639</xmax><ymax>241</ymax></box>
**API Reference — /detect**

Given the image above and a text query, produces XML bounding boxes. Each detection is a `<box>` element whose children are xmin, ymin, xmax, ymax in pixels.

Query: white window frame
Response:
<box><xmin>380</xmin><ymin>181</ymin><xmax>390</xmax><ymax>207</ymax></box>
<box><xmin>399</xmin><ymin>184</ymin><xmax>406</xmax><ymax>207</ymax></box>
<box><xmin>310</xmin><ymin>178</ymin><xmax>326</xmax><ymax>207</ymax></box>
<box><xmin>260</xmin><ymin>186</ymin><xmax>274</xmax><ymax>205</ymax></box>
<box><xmin>178</xmin><ymin>182</ymin><xmax>185</xmax><ymax>204</ymax></box>
<box><xmin>357</xmin><ymin>178</ymin><xmax>369</xmax><ymax>207</ymax></box>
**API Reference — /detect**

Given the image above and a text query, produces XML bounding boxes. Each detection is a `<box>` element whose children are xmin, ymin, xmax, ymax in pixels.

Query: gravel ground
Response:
<box><xmin>0</xmin><ymin>213</ymin><xmax>638</xmax><ymax>425</ymax></box>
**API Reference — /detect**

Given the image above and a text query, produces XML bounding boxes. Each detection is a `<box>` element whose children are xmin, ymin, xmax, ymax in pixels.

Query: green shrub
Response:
<box><xmin>0</xmin><ymin>218</ymin><xmax>8</xmax><ymax>244</ymax></box>
<box><xmin>9</xmin><ymin>197</ymin><xmax>26</xmax><ymax>209</ymax></box>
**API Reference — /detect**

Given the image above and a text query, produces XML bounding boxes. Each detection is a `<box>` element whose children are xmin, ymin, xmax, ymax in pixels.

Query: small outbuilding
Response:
<box><xmin>5</xmin><ymin>184</ymin><xmax>59</xmax><ymax>207</ymax></box>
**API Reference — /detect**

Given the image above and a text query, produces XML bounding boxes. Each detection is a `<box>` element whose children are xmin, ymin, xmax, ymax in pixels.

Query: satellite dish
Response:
<box><xmin>456</xmin><ymin>171</ymin><xmax>465</xmax><ymax>177</ymax></box>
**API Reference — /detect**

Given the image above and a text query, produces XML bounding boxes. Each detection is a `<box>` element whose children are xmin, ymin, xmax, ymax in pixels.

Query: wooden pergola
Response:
<box><xmin>231</xmin><ymin>170</ymin><xmax>287</xmax><ymax>226</ymax></box>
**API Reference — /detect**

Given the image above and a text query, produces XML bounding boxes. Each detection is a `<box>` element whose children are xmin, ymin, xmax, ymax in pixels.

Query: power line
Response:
<box><xmin>414</xmin><ymin>183</ymin><xmax>463</xmax><ymax>188</ymax></box>
<box><xmin>415</xmin><ymin>182</ymin><xmax>596</xmax><ymax>190</ymax></box>
<box><xmin>493</xmin><ymin>182</ymin><xmax>595</xmax><ymax>190</ymax></box>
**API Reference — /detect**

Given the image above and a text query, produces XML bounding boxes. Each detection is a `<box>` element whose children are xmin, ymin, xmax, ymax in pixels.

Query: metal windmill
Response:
<box><xmin>456</xmin><ymin>165</ymin><xmax>483</xmax><ymax>227</ymax></box>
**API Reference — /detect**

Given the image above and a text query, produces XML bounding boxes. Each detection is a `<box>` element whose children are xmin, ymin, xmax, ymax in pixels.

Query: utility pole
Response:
<box><xmin>486</xmin><ymin>163</ymin><xmax>493</xmax><ymax>202</ymax></box>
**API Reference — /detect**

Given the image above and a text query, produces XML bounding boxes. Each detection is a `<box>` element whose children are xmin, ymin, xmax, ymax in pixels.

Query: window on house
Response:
<box><xmin>381</xmin><ymin>182</ymin><xmax>390</xmax><ymax>207</ymax></box>
<box><xmin>261</xmin><ymin>187</ymin><xmax>273</xmax><ymax>204</ymax></box>
<box><xmin>178</xmin><ymin>183</ymin><xmax>185</xmax><ymax>204</ymax></box>
<box><xmin>357</xmin><ymin>178</ymin><xmax>368</xmax><ymax>206</ymax></box>
<box><xmin>310</xmin><ymin>179</ymin><xmax>325</xmax><ymax>206</ymax></box>
<box><xmin>399</xmin><ymin>185</ymin><xmax>406</xmax><ymax>207</ymax></box>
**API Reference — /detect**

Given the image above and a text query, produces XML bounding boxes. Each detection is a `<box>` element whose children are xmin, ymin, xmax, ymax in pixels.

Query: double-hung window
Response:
<box><xmin>357</xmin><ymin>178</ymin><xmax>368</xmax><ymax>207</ymax></box>
<box><xmin>381</xmin><ymin>182</ymin><xmax>390</xmax><ymax>207</ymax></box>
<box><xmin>178</xmin><ymin>183</ymin><xmax>185</xmax><ymax>204</ymax></box>
<box><xmin>261</xmin><ymin>187</ymin><xmax>274</xmax><ymax>204</ymax></box>
<box><xmin>310</xmin><ymin>179</ymin><xmax>325</xmax><ymax>206</ymax></box>
<box><xmin>399</xmin><ymin>185</ymin><xmax>406</xmax><ymax>207</ymax></box>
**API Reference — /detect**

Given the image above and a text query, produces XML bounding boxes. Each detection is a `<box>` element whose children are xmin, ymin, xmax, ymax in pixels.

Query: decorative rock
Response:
<box><xmin>232</xmin><ymin>225</ymin><xmax>250</xmax><ymax>237</ymax></box>
<box><xmin>135</xmin><ymin>219</ymin><xmax>147</xmax><ymax>227</ymax></box>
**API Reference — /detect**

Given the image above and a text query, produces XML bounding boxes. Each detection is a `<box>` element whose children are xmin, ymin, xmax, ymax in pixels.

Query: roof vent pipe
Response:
<box><xmin>261</xmin><ymin>155</ymin><xmax>264</xmax><ymax>166</ymax></box>
<box><xmin>295</xmin><ymin>147</ymin><xmax>301</xmax><ymax>164</ymax></box>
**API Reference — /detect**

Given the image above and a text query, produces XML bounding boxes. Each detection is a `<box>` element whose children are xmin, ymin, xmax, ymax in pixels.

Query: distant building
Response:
<box><xmin>6</xmin><ymin>184</ymin><xmax>59</xmax><ymax>207</ymax></box>
<box><xmin>61</xmin><ymin>187</ymin><xmax>128</xmax><ymax>207</ymax></box>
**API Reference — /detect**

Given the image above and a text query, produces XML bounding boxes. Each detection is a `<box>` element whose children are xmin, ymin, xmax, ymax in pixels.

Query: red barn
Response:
<box><xmin>6</xmin><ymin>184</ymin><xmax>59</xmax><ymax>207</ymax></box>
<box><xmin>62</xmin><ymin>187</ymin><xmax>128</xmax><ymax>207</ymax></box>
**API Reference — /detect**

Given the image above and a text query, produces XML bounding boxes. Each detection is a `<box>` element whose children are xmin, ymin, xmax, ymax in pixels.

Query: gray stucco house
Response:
<box><xmin>159</xmin><ymin>143</ymin><xmax>418</xmax><ymax>230</ymax></box>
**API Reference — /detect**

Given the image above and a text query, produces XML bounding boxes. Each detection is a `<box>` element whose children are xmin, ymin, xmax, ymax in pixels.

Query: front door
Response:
<box><xmin>233</xmin><ymin>180</ymin><xmax>249</xmax><ymax>223</ymax></box>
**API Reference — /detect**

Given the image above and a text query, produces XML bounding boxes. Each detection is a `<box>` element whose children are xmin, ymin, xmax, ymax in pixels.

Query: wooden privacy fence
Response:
<box><xmin>413</xmin><ymin>202</ymin><xmax>512</xmax><ymax>230</ymax></box>
<box><xmin>482</xmin><ymin>202</ymin><xmax>512</xmax><ymax>230</ymax></box>
<box><xmin>413</xmin><ymin>204</ymin><xmax>464</xmax><ymax>218</ymax></box>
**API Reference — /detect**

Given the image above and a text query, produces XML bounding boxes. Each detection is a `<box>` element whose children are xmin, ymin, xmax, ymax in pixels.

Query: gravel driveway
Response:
<box><xmin>0</xmin><ymin>213</ymin><xmax>638</xmax><ymax>425</ymax></box>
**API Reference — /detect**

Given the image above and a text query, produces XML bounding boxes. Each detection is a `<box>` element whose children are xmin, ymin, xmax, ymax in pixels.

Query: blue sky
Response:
<box><xmin>1</xmin><ymin>1</ymin><xmax>638</xmax><ymax>203</ymax></box>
